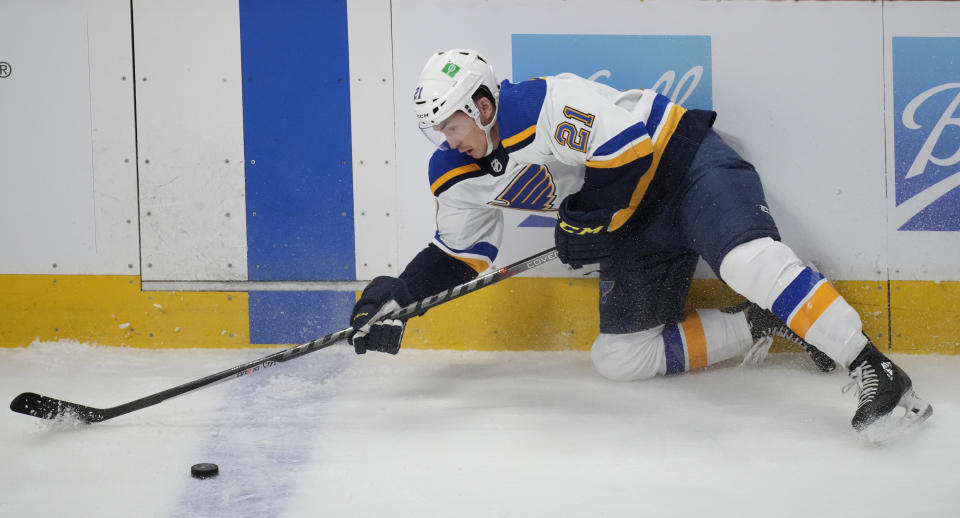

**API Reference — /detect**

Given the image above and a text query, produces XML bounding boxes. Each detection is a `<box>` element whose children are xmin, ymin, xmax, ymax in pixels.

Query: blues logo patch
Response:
<box><xmin>892</xmin><ymin>37</ymin><xmax>960</xmax><ymax>231</ymax></box>
<box><xmin>489</xmin><ymin>164</ymin><xmax>557</xmax><ymax>211</ymax></box>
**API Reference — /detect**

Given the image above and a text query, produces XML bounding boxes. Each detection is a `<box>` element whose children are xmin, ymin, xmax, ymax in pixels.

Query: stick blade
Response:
<box><xmin>10</xmin><ymin>392</ymin><xmax>106</xmax><ymax>423</ymax></box>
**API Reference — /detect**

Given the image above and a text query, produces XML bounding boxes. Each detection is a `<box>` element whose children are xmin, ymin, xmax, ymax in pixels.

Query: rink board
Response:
<box><xmin>3</xmin><ymin>275</ymin><xmax>957</xmax><ymax>354</ymax></box>
<box><xmin>1</xmin><ymin>1</ymin><xmax>959</xmax><ymax>352</ymax></box>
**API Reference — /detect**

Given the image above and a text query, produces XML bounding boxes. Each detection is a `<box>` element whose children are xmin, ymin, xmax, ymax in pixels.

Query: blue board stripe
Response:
<box><xmin>249</xmin><ymin>291</ymin><xmax>355</xmax><ymax>345</ymax></box>
<box><xmin>240</xmin><ymin>0</ymin><xmax>354</xmax><ymax>281</ymax></box>
<box><xmin>663</xmin><ymin>323</ymin><xmax>686</xmax><ymax>374</ymax></box>
<box><xmin>771</xmin><ymin>267</ymin><xmax>824</xmax><ymax>323</ymax></box>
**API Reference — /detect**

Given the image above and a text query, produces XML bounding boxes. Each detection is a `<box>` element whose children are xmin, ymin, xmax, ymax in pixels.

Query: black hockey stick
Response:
<box><xmin>10</xmin><ymin>248</ymin><xmax>559</xmax><ymax>424</ymax></box>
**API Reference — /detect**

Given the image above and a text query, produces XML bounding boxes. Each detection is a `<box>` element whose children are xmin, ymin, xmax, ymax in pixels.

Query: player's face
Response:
<box><xmin>434</xmin><ymin>111</ymin><xmax>486</xmax><ymax>158</ymax></box>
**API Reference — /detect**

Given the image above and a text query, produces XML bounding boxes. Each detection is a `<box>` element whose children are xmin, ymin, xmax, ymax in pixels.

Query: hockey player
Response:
<box><xmin>349</xmin><ymin>49</ymin><xmax>933</xmax><ymax>435</ymax></box>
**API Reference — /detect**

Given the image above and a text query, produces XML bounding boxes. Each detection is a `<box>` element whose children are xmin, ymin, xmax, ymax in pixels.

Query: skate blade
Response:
<box><xmin>858</xmin><ymin>389</ymin><xmax>933</xmax><ymax>445</ymax></box>
<box><xmin>900</xmin><ymin>388</ymin><xmax>934</xmax><ymax>426</ymax></box>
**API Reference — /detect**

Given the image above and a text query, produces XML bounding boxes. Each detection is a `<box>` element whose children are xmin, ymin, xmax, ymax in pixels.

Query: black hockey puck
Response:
<box><xmin>190</xmin><ymin>463</ymin><xmax>219</xmax><ymax>479</ymax></box>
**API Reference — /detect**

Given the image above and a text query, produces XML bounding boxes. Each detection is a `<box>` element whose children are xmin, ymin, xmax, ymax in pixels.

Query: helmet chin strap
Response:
<box><xmin>478</xmin><ymin>108</ymin><xmax>498</xmax><ymax>158</ymax></box>
<box><xmin>481</xmin><ymin>127</ymin><xmax>496</xmax><ymax>157</ymax></box>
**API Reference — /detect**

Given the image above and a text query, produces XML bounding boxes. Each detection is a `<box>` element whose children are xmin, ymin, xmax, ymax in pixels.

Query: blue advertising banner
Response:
<box><xmin>892</xmin><ymin>37</ymin><xmax>960</xmax><ymax>231</ymax></box>
<box><xmin>512</xmin><ymin>34</ymin><xmax>713</xmax><ymax>110</ymax></box>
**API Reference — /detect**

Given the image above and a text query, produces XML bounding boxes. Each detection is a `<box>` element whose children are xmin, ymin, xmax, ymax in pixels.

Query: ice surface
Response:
<box><xmin>2</xmin><ymin>340</ymin><xmax>958</xmax><ymax>517</ymax></box>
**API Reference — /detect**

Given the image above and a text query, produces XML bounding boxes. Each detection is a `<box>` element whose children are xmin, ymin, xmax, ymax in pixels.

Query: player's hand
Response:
<box><xmin>555</xmin><ymin>194</ymin><xmax>613</xmax><ymax>269</ymax></box>
<box><xmin>349</xmin><ymin>276</ymin><xmax>414</xmax><ymax>355</ymax></box>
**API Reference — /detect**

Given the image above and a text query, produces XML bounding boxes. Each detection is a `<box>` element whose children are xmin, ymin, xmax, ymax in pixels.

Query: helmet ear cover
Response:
<box><xmin>451</xmin><ymin>86</ymin><xmax>497</xmax><ymax>129</ymax></box>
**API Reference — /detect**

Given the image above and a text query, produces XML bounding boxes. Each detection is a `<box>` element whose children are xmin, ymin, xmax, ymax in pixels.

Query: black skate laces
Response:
<box><xmin>843</xmin><ymin>363</ymin><xmax>879</xmax><ymax>410</ymax></box>
<box><xmin>767</xmin><ymin>324</ymin><xmax>798</xmax><ymax>342</ymax></box>
<box><xmin>744</xmin><ymin>304</ymin><xmax>802</xmax><ymax>345</ymax></box>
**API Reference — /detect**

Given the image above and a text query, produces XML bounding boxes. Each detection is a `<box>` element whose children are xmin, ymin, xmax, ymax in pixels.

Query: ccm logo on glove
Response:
<box><xmin>558</xmin><ymin>220</ymin><xmax>605</xmax><ymax>235</ymax></box>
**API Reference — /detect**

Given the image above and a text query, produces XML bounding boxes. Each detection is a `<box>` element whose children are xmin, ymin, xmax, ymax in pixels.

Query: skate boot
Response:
<box><xmin>844</xmin><ymin>341</ymin><xmax>933</xmax><ymax>434</ymax></box>
<box><xmin>722</xmin><ymin>301</ymin><xmax>836</xmax><ymax>372</ymax></box>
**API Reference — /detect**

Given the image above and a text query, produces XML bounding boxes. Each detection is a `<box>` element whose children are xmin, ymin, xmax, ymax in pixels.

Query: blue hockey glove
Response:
<box><xmin>349</xmin><ymin>276</ymin><xmax>415</xmax><ymax>355</ymax></box>
<box><xmin>555</xmin><ymin>195</ymin><xmax>614</xmax><ymax>269</ymax></box>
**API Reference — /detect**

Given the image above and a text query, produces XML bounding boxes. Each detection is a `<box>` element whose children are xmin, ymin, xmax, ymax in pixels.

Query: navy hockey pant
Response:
<box><xmin>599</xmin><ymin>129</ymin><xmax>780</xmax><ymax>334</ymax></box>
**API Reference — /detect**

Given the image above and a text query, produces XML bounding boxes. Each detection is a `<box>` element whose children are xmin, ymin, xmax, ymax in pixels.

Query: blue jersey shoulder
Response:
<box><xmin>497</xmin><ymin>78</ymin><xmax>547</xmax><ymax>152</ymax></box>
<box><xmin>428</xmin><ymin>149</ymin><xmax>482</xmax><ymax>197</ymax></box>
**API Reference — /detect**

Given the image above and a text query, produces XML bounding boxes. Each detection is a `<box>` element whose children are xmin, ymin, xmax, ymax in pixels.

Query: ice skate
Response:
<box><xmin>844</xmin><ymin>342</ymin><xmax>933</xmax><ymax>440</ymax></box>
<box><xmin>723</xmin><ymin>301</ymin><xmax>836</xmax><ymax>372</ymax></box>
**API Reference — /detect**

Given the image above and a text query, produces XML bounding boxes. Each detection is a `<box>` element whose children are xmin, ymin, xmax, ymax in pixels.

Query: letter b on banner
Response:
<box><xmin>893</xmin><ymin>37</ymin><xmax>960</xmax><ymax>231</ymax></box>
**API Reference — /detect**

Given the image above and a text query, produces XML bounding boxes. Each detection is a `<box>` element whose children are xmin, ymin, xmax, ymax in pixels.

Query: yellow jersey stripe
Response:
<box><xmin>430</xmin><ymin>163</ymin><xmax>482</xmax><ymax>195</ymax></box>
<box><xmin>502</xmin><ymin>125</ymin><xmax>537</xmax><ymax>148</ymax></box>
<box><xmin>585</xmin><ymin>137</ymin><xmax>653</xmax><ymax>169</ymax></box>
<box><xmin>607</xmin><ymin>105</ymin><xmax>685</xmax><ymax>231</ymax></box>
<box><xmin>789</xmin><ymin>281</ymin><xmax>841</xmax><ymax>339</ymax></box>
<box><xmin>651</xmin><ymin>104</ymin><xmax>686</xmax><ymax>156</ymax></box>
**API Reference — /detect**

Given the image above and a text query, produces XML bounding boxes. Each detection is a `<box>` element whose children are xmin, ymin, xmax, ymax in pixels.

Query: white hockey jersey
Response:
<box><xmin>426</xmin><ymin>73</ymin><xmax>700</xmax><ymax>273</ymax></box>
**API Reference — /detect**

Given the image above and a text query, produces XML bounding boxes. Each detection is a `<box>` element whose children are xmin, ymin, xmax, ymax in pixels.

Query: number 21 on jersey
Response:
<box><xmin>554</xmin><ymin>106</ymin><xmax>596</xmax><ymax>152</ymax></box>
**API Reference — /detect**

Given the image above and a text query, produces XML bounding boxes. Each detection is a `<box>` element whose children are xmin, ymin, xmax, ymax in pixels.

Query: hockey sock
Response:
<box><xmin>720</xmin><ymin>237</ymin><xmax>868</xmax><ymax>368</ymax></box>
<box><xmin>662</xmin><ymin>309</ymin><xmax>754</xmax><ymax>374</ymax></box>
<box><xmin>768</xmin><ymin>267</ymin><xmax>867</xmax><ymax>369</ymax></box>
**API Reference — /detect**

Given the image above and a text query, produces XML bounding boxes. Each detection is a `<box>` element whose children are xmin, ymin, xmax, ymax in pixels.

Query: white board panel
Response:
<box><xmin>390</xmin><ymin>0</ymin><xmax>887</xmax><ymax>280</ymax></box>
<box><xmin>708</xmin><ymin>1</ymin><xmax>886</xmax><ymax>282</ymax></box>
<box><xmin>88</xmin><ymin>0</ymin><xmax>141</xmax><ymax>274</ymax></box>
<box><xmin>883</xmin><ymin>2</ymin><xmax>960</xmax><ymax>282</ymax></box>
<box><xmin>0</xmin><ymin>2</ymin><xmax>96</xmax><ymax>274</ymax></box>
<box><xmin>0</xmin><ymin>1</ymin><xmax>140</xmax><ymax>275</ymax></box>
<box><xmin>348</xmin><ymin>0</ymin><xmax>401</xmax><ymax>279</ymax></box>
<box><xmin>133</xmin><ymin>0</ymin><xmax>248</xmax><ymax>281</ymax></box>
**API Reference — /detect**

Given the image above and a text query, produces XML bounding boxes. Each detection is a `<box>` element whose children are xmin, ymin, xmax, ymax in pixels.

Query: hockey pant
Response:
<box><xmin>590</xmin><ymin>237</ymin><xmax>868</xmax><ymax>381</ymax></box>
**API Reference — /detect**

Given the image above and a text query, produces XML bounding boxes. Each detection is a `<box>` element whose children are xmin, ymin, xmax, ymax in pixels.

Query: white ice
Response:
<box><xmin>1</xmin><ymin>341</ymin><xmax>958</xmax><ymax>517</ymax></box>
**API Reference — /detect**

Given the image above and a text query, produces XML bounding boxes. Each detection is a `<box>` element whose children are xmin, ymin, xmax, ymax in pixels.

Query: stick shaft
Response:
<box><xmin>10</xmin><ymin>248</ymin><xmax>558</xmax><ymax>423</ymax></box>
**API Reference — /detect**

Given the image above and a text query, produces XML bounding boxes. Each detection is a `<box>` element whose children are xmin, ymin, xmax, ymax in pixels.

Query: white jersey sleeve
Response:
<box><xmin>427</xmin><ymin>150</ymin><xmax>504</xmax><ymax>273</ymax></box>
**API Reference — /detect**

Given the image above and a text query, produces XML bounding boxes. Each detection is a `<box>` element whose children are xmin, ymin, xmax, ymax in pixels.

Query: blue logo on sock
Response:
<box><xmin>600</xmin><ymin>281</ymin><xmax>615</xmax><ymax>304</ymax></box>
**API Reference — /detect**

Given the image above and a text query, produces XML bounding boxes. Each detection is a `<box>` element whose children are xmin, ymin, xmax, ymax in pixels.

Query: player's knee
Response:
<box><xmin>590</xmin><ymin>329</ymin><xmax>665</xmax><ymax>382</ymax></box>
<box><xmin>719</xmin><ymin>237</ymin><xmax>805</xmax><ymax>310</ymax></box>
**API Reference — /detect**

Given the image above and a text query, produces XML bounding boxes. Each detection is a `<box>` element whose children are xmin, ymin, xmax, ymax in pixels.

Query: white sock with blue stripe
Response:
<box><xmin>720</xmin><ymin>237</ymin><xmax>868</xmax><ymax>368</ymax></box>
